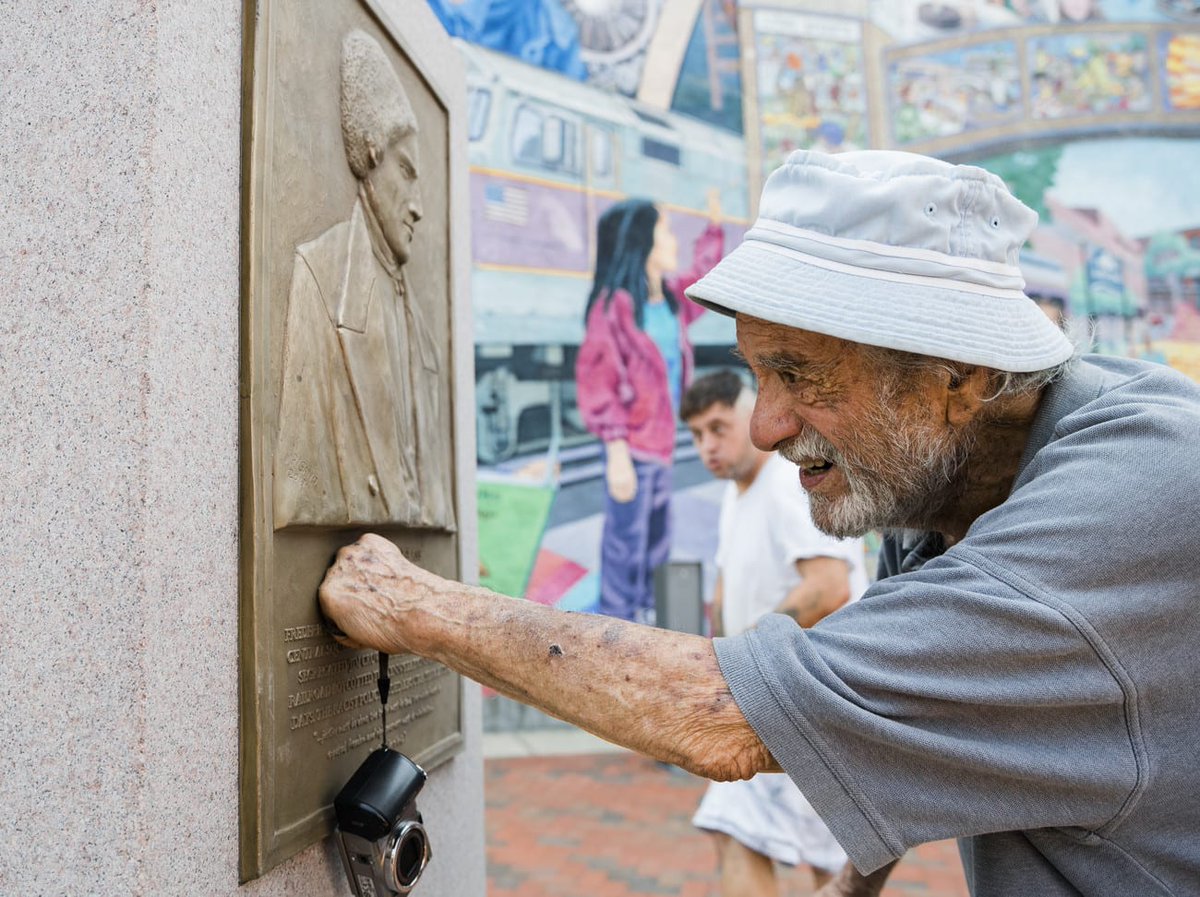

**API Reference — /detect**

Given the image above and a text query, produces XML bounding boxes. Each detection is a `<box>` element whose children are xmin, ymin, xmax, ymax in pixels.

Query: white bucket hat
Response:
<box><xmin>686</xmin><ymin>150</ymin><xmax>1075</xmax><ymax>373</ymax></box>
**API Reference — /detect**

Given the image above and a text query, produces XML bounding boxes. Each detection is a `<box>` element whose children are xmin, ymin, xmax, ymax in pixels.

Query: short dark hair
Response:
<box><xmin>681</xmin><ymin>369</ymin><xmax>747</xmax><ymax>422</ymax></box>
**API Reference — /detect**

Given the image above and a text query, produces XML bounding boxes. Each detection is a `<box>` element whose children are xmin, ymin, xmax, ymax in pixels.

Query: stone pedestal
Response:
<box><xmin>0</xmin><ymin>3</ymin><xmax>485</xmax><ymax>894</ymax></box>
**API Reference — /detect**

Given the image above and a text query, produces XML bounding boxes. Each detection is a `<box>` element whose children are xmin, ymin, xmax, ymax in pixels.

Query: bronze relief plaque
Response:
<box><xmin>240</xmin><ymin>0</ymin><xmax>470</xmax><ymax>879</ymax></box>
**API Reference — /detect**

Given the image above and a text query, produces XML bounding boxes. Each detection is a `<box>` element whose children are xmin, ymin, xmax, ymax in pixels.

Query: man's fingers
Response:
<box><xmin>359</xmin><ymin>532</ymin><xmax>393</xmax><ymax>550</ymax></box>
<box><xmin>329</xmin><ymin>631</ymin><xmax>366</xmax><ymax>650</ymax></box>
<box><xmin>333</xmin><ymin>533</ymin><xmax>389</xmax><ymax>559</ymax></box>
<box><xmin>320</xmin><ymin>533</ymin><xmax>418</xmax><ymax>655</ymax></box>
<box><xmin>334</xmin><ymin>540</ymin><xmax>362</xmax><ymax>565</ymax></box>
<box><xmin>317</xmin><ymin>581</ymin><xmax>350</xmax><ymax>638</ymax></box>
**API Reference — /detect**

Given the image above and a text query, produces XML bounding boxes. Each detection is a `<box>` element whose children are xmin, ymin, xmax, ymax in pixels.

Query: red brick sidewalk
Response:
<box><xmin>486</xmin><ymin>753</ymin><xmax>969</xmax><ymax>897</ymax></box>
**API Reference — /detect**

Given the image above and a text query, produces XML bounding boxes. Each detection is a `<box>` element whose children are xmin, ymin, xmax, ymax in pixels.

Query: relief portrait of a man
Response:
<box><xmin>273</xmin><ymin>30</ymin><xmax>455</xmax><ymax>531</ymax></box>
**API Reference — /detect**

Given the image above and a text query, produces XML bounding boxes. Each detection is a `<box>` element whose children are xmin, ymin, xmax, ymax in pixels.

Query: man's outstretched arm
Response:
<box><xmin>319</xmin><ymin>534</ymin><xmax>777</xmax><ymax>782</ymax></box>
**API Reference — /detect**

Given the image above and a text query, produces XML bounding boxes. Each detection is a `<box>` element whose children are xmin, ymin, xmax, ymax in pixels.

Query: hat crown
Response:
<box><xmin>682</xmin><ymin>149</ymin><xmax>1075</xmax><ymax>374</ymax></box>
<box><xmin>759</xmin><ymin>150</ymin><xmax>1038</xmax><ymax>268</ymax></box>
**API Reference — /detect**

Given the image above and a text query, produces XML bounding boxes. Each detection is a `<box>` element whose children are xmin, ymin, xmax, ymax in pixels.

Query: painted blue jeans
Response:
<box><xmin>599</xmin><ymin>458</ymin><xmax>672</xmax><ymax>622</ymax></box>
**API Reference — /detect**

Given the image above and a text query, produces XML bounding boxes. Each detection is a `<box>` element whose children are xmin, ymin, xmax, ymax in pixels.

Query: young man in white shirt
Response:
<box><xmin>682</xmin><ymin>369</ymin><xmax>868</xmax><ymax>896</ymax></box>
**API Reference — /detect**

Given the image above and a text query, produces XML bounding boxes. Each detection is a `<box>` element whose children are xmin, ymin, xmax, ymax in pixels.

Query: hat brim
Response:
<box><xmin>685</xmin><ymin>240</ymin><xmax>1075</xmax><ymax>373</ymax></box>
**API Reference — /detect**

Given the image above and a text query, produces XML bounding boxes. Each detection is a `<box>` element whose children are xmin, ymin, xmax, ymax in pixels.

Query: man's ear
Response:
<box><xmin>945</xmin><ymin>365</ymin><xmax>991</xmax><ymax>427</ymax></box>
<box><xmin>366</xmin><ymin>141</ymin><xmax>381</xmax><ymax>170</ymax></box>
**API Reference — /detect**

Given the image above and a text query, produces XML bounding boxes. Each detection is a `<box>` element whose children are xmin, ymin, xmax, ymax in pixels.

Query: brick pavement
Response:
<box><xmin>486</xmin><ymin>752</ymin><xmax>969</xmax><ymax>897</ymax></box>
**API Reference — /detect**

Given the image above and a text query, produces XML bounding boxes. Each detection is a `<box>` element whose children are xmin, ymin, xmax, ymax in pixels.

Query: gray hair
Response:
<box><xmin>861</xmin><ymin>344</ymin><xmax>1078</xmax><ymax>404</ymax></box>
<box><xmin>340</xmin><ymin>30</ymin><xmax>418</xmax><ymax>180</ymax></box>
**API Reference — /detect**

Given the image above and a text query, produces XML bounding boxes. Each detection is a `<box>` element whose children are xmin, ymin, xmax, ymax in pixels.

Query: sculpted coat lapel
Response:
<box><xmin>405</xmin><ymin>274</ymin><xmax>454</xmax><ymax>529</ymax></box>
<box><xmin>273</xmin><ymin>199</ymin><xmax>454</xmax><ymax>530</ymax></box>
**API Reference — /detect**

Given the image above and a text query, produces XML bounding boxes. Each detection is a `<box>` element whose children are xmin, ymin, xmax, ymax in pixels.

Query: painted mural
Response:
<box><xmin>576</xmin><ymin>198</ymin><xmax>726</xmax><ymax>622</ymax></box>
<box><xmin>735</xmin><ymin>0</ymin><xmax>1200</xmax><ymax>384</ymax></box>
<box><xmin>568</xmin><ymin>0</ymin><xmax>667</xmax><ymax>94</ymax></box>
<box><xmin>671</xmin><ymin>0</ymin><xmax>744</xmax><ymax>132</ymax></box>
<box><xmin>868</xmin><ymin>0</ymin><xmax>1199</xmax><ymax>43</ymax></box>
<box><xmin>851</xmin><ymin>0</ymin><xmax>1200</xmax><ymax>378</ymax></box>
<box><xmin>427</xmin><ymin>0</ymin><xmax>587</xmax><ymax>79</ymax></box>
<box><xmin>989</xmin><ymin>137</ymin><xmax>1200</xmax><ymax>380</ymax></box>
<box><xmin>745</xmin><ymin>9</ymin><xmax>868</xmax><ymax>178</ymax></box>
<box><xmin>432</xmin><ymin>0</ymin><xmax>1200</xmax><ymax>726</ymax></box>
<box><xmin>888</xmin><ymin>40</ymin><xmax>1022</xmax><ymax>145</ymax></box>
<box><xmin>457</xmin><ymin>36</ymin><xmax>749</xmax><ymax>634</ymax></box>
<box><xmin>428</xmin><ymin>0</ymin><xmax>667</xmax><ymax>94</ymax></box>
<box><xmin>1163</xmin><ymin>31</ymin><xmax>1200</xmax><ymax>110</ymax></box>
<box><xmin>1029</xmin><ymin>31</ymin><xmax>1153</xmax><ymax>118</ymax></box>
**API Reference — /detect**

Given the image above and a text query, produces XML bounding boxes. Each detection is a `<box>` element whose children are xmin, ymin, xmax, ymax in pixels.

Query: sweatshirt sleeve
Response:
<box><xmin>714</xmin><ymin>553</ymin><xmax>1140</xmax><ymax>874</ymax></box>
<box><xmin>575</xmin><ymin>291</ymin><xmax>632</xmax><ymax>444</ymax></box>
<box><xmin>670</xmin><ymin>223</ymin><xmax>725</xmax><ymax>327</ymax></box>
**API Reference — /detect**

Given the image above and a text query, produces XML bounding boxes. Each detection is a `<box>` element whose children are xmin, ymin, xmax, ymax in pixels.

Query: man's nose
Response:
<box><xmin>696</xmin><ymin>432</ymin><xmax>719</xmax><ymax>456</ymax></box>
<box><xmin>749</xmin><ymin>384</ymin><xmax>799</xmax><ymax>452</ymax></box>
<box><xmin>410</xmin><ymin>190</ymin><xmax>423</xmax><ymax>222</ymax></box>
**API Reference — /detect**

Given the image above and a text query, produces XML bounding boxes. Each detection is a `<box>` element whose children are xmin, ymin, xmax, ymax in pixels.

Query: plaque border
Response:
<box><xmin>238</xmin><ymin>0</ymin><xmax>476</xmax><ymax>880</ymax></box>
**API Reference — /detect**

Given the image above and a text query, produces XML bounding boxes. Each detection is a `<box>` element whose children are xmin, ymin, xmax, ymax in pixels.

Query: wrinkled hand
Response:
<box><xmin>319</xmin><ymin>533</ymin><xmax>442</xmax><ymax>655</ymax></box>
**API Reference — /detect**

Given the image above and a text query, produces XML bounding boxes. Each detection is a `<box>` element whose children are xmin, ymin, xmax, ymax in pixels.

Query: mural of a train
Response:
<box><xmin>459</xmin><ymin>41</ymin><xmax>751</xmax><ymax>465</ymax></box>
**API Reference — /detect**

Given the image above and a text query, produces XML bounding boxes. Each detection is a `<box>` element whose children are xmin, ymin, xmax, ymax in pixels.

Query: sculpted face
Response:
<box><xmin>365</xmin><ymin>130</ymin><xmax>423</xmax><ymax>265</ymax></box>
<box><xmin>685</xmin><ymin>395</ymin><xmax>761</xmax><ymax>483</ymax></box>
<box><xmin>735</xmin><ymin>315</ymin><xmax>975</xmax><ymax>537</ymax></box>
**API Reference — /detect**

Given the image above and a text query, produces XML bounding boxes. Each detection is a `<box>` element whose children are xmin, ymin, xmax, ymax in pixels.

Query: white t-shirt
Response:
<box><xmin>694</xmin><ymin>451</ymin><xmax>867</xmax><ymax>869</ymax></box>
<box><xmin>716</xmin><ymin>452</ymin><xmax>868</xmax><ymax>636</ymax></box>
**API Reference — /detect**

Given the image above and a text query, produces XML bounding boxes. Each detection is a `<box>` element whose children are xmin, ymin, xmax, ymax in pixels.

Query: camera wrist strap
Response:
<box><xmin>378</xmin><ymin>652</ymin><xmax>391</xmax><ymax>749</ymax></box>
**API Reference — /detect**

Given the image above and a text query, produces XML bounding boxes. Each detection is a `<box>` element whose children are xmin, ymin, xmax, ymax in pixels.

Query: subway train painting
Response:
<box><xmin>459</xmin><ymin>41</ymin><xmax>750</xmax><ymax>465</ymax></box>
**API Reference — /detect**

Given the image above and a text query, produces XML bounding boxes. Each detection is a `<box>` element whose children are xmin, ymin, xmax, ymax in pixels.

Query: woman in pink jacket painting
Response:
<box><xmin>575</xmin><ymin>196</ymin><xmax>724</xmax><ymax>622</ymax></box>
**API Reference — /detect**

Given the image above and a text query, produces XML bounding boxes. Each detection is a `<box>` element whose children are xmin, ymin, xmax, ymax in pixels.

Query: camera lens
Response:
<box><xmin>385</xmin><ymin>821</ymin><xmax>429</xmax><ymax>893</ymax></box>
<box><xmin>397</xmin><ymin>833</ymin><xmax>423</xmax><ymax>882</ymax></box>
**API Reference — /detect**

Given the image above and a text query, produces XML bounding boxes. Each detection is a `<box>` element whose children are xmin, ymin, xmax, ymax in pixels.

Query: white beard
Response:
<box><xmin>778</xmin><ymin>402</ymin><xmax>973</xmax><ymax>538</ymax></box>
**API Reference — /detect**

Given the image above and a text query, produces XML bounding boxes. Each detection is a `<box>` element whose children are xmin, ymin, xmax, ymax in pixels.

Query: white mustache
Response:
<box><xmin>777</xmin><ymin>431</ymin><xmax>845</xmax><ymax>469</ymax></box>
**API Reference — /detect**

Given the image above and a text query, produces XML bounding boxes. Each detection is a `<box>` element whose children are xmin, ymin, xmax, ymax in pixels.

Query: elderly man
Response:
<box><xmin>274</xmin><ymin>30</ymin><xmax>453</xmax><ymax>531</ymax></box>
<box><xmin>320</xmin><ymin>151</ymin><xmax>1200</xmax><ymax>896</ymax></box>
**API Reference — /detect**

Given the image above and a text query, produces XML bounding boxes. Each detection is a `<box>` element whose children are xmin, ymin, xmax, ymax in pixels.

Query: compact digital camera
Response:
<box><xmin>334</xmin><ymin>747</ymin><xmax>431</xmax><ymax>896</ymax></box>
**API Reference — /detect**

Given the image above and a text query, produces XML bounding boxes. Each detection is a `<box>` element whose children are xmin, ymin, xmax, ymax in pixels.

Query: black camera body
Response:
<box><xmin>334</xmin><ymin>747</ymin><xmax>431</xmax><ymax>896</ymax></box>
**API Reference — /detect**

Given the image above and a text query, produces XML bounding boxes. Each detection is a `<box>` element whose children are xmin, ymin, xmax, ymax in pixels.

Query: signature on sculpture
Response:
<box><xmin>273</xmin><ymin>30</ymin><xmax>455</xmax><ymax>531</ymax></box>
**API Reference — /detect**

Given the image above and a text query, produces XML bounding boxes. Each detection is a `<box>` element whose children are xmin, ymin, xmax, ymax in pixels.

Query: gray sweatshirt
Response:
<box><xmin>716</xmin><ymin>355</ymin><xmax>1200</xmax><ymax>896</ymax></box>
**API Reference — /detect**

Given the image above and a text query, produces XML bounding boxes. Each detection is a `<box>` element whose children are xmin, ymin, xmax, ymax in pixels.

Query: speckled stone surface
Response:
<box><xmin>0</xmin><ymin>2</ymin><xmax>485</xmax><ymax>894</ymax></box>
